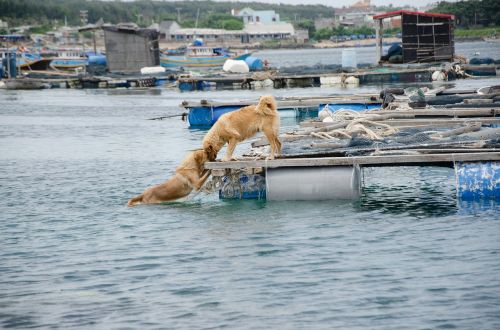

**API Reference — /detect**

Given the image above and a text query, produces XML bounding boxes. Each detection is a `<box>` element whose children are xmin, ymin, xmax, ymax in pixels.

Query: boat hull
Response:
<box><xmin>50</xmin><ymin>58</ymin><xmax>88</xmax><ymax>70</ymax></box>
<box><xmin>161</xmin><ymin>53</ymin><xmax>250</xmax><ymax>68</ymax></box>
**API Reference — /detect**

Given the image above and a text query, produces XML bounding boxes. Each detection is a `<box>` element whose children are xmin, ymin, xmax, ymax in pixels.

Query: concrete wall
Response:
<box><xmin>103</xmin><ymin>27</ymin><xmax>159</xmax><ymax>72</ymax></box>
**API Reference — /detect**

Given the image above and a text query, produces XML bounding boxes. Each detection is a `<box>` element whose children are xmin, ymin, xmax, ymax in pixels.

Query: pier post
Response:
<box><xmin>375</xmin><ymin>20</ymin><xmax>383</xmax><ymax>64</ymax></box>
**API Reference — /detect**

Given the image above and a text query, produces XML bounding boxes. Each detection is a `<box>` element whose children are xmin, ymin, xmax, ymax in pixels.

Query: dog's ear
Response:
<box><xmin>194</xmin><ymin>150</ymin><xmax>205</xmax><ymax>164</ymax></box>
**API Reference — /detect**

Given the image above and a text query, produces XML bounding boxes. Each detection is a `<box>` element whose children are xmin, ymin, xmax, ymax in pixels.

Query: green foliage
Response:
<box><xmin>313</xmin><ymin>25</ymin><xmax>377</xmax><ymax>40</ymax></box>
<box><xmin>0</xmin><ymin>0</ymin><xmax>332</xmax><ymax>28</ymax></box>
<box><xmin>455</xmin><ymin>26</ymin><xmax>499</xmax><ymax>37</ymax></box>
<box><xmin>203</xmin><ymin>13</ymin><xmax>243</xmax><ymax>30</ymax></box>
<box><xmin>28</xmin><ymin>25</ymin><xmax>52</xmax><ymax>34</ymax></box>
<box><xmin>81</xmin><ymin>31</ymin><xmax>93</xmax><ymax>39</ymax></box>
<box><xmin>313</xmin><ymin>28</ymin><xmax>332</xmax><ymax>40</ymax></box>
<box><xmin>430</xmin><ymin>0</ymin><xmax>500</xmax><ymax>27</ymax></box>
<box><xmin>296</xmin><ymin>19</ymin><xmax>315</xmax><ymax>36</ymax></box>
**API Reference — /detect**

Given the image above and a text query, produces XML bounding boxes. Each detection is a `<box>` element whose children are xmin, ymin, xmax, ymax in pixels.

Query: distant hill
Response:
<box><xmin>429</xmin><ymin>0</ymin><xmax>499</xmax><ymax>28</ymax></box>
<box><xmin>0</xmin><ymin>0</ymin><xmax>335</xmax><ymax>28</ymax></box>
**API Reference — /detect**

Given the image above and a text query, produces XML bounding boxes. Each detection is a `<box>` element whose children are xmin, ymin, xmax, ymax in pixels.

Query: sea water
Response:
<box><xmin>1</xmin><ymin>43</ymin><xmax>500</xmax><ymax>329</ymax></box>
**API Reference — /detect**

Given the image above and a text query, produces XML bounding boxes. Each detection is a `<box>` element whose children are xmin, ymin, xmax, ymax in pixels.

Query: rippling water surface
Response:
<box><xmin>1</xmin><ymin>44</ymin><xmax>500</xmax><ymax>329</ymax></box>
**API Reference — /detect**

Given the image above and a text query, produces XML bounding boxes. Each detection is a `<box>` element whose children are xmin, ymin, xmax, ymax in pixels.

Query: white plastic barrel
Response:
<box><xmin>342</xmin><ymin>49</ymin><xmax>357</xmax><ymax>69</ymax></box>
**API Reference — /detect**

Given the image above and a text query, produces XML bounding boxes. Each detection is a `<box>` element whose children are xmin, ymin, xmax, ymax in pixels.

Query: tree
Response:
<box><xmin>313</xmin><ymin>28</ymin><xmax>332</xmax><ymax>40</ymax></box>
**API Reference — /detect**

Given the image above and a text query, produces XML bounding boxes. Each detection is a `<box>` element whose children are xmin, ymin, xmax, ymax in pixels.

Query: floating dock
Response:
<box><xmin>201</xmin><ymin>98</ymin><xmax>500</xmax><ymax>201</ymax></box>
<box><xmin>177</xmin><ymin>67</ymin><xmax>437</xmax><ymax>91</ymax></box>
<box><xmin>205</xmin><ymin>153</ymin><xmax>500</xmax><ymax>201</ymax></box>
<box><xmin>181</xmin><ymin>94</ymin><xmax>381</xmax><ymax>126</ymax></box>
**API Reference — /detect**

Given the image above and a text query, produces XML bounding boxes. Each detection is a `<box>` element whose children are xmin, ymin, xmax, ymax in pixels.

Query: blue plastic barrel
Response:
<box><xmin>469</xmin><ymin>57</ymin><xmax>494</xmax><ymax>65</ymax></box>
<box><xmin>244</xmin><ymin>56</ymin><xmax>263</xmax><ymax>71</ymax></box>
<box><xmin>88</xmin><ymin>55</ymin><xmax>107</xmax><ymax>66</ymax></box>
<box><xmin>3</xmin><ymin>53</ymin><xmax>17</xmax><ymax>78</ymax></box>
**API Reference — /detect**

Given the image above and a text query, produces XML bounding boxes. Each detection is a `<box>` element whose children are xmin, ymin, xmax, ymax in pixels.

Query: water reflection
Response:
<box><xmin>356</xmin><ymin>166</ymin><xmax>458</xmax><ymax>217</ymax></box>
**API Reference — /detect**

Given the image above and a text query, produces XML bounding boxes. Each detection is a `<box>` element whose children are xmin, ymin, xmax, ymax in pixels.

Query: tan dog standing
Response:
<box><xmin>127</xmin><ymin>150</ymin><xmax>212</xmax><ymax>206</ymax></box>
<box><xmin>203</xmin><ymin>95</ymin><xmax>282</xmax><ymax>161</ymax></box>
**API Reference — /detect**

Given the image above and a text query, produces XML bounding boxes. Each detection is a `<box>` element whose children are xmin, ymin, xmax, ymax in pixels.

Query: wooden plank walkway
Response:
<box><xmin>205</xmin><ymin>152</ymin><xmax>500</xmax><ymax>170</ymax></box>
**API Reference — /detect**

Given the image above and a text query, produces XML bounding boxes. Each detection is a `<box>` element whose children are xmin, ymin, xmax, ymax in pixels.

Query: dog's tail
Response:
<box><xmin>127</xmin><ymin>194</ymin><xmax>143</xmax><ymax>207</ymax></box>
<box><xmin>257</xmin><ymin>95</ymin><xmax>277</xmax><ymax>116</ymax></box>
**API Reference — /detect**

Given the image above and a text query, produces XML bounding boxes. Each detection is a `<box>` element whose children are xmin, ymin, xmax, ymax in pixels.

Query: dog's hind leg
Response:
<box><xmin>263</xmin><ymin>129</ymin><xmax>281</xmax><ymax>160</ymax></box>
<box><xmin>222</xmin><ymin>138</ymin><xmax>238</xmax><ymax>161</ymax></box>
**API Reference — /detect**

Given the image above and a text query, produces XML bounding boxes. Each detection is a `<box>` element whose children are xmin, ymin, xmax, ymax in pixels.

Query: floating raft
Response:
<box><xmin>181</xmin><ymin>95</ymin><xmax>381</xmax><ymax>127</ymax></box>
<box><xmin>205</xmin><ymin>153</ymin><xmax>500</xmax><ymax>201</ymax></box>
<box><xmin>203</xmin><ymin>102</ymin><xmax>500</xmax><ymax>201</ymax></box>
<box><xmin>177</xmin><ymin>67</ymin><xmax>436</xmax><ymax>91</ymax></box>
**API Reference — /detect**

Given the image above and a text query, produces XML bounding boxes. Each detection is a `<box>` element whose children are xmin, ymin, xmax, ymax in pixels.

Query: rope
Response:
<box><xmin>310</xmin><ymin>118</ymin><xmax>398</xmax><ymax>141</ymax></box>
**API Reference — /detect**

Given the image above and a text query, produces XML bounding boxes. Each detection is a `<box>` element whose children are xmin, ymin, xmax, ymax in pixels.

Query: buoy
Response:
<box><xmin>344</xmin><ymin>76</ymin><xmax>360</xmax><ymax>85</ymax></box>
<box><xmin>432</xmin><ymin>70</ymin><xmax>446</xmax><ymax>81</ymax></box>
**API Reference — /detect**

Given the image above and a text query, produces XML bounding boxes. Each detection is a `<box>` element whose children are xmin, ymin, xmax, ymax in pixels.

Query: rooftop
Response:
<box><xmin>373</xmin><ymin>10</ymin><xmax>454</xmax><ymax>20</ymax></box>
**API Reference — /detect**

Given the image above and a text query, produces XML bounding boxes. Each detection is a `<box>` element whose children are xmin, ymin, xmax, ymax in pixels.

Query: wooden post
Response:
<box><xmin>375</xmin><ymin>19</ymin><xmax>383</xmax><ymax>63</ymax></box>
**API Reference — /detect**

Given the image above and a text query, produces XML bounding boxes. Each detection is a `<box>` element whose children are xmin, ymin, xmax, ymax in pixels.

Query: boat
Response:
<box><xmin>0</xmin><ymin>49</ymin><xmax>52</xmax><ymax>71</ymax></box>
<box><xmin>40</xmin><ymin>49</ymin><xmax>106</xmax><ymax>70</ymax></box>
<box><xmin>477</xmin><ymin>85</ymin><xmax>500</xmax><ymax>95</ymax></box>
<box><xmin>160</xmin><ymin>46</ymin><xmax>251</xmax><ymax>68</ymax></box>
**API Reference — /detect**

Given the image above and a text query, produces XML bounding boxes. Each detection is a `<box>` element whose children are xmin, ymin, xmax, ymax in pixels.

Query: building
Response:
<box><xmin>158</xmin><ymin>20</ymin><xmax>181</xmax><ymax>41</ymax></box>
<box><xmin>0</xmin><ymin>20</ymin><xmax>8</xmax><ymax>30</ymax></box>
<box><xmin>373</xmin><ymin>10</ymin><xmax>455</xmax><ymax>63</ymax></box>
<box><xmin>314</xmin><ymin>18</ymin><xmax>336</xmax><ymax>31</ymax></box>
<box><xmin>334</xmin><ymin>6</ymin><xmax>377</xmax><ymax>27</ymax></box>
<box><xmin>232</xmin><ymin>7</ymin><xmax>280</xmax><ymax>24</ymax></box>
<box><xmin>168</xmin><ymin>21</ymin><xmax>295</xmax><ymax>44</ymax></box>
<box><xmin>351</xmin><ymin>0</ymin><xmax>372</xmax><ymax>8</ymax></box>
<box><xmin>169</xmin><ymin>28</ymin><xmax>241</xmax><ymax>43</ymax></box>
<box><xmin>243</xmin><ymin>22</ymin><xmax>295</xmax><ymax>42</ymax></box>
<box><xmin>102</xmin><ymin>25</ymin><xmax>159</xmax><ymax>72</ymax></box>
<box><xmin>294</xmin><ymin>29</ymin><xmax>310</xmax><ymax>43</ymax></box>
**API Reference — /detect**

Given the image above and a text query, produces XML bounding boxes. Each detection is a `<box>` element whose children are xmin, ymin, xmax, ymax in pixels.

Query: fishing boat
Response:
<box><xmin>40</xmin><ymin>49</ymin><xmax>106</xmax><ymax>70</ymax></box>
<box><xmin>17</xmin><ymin>53</ymin><xmax>49</xmax><ymax>70</ymax></box>
<box><xmin>160</xmin><ymin>46</ymin><xmax>251</xmax><ymax>68</ymax></box>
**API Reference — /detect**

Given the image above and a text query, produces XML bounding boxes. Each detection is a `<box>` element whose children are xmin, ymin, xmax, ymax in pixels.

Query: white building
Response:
<box><xmin>232</xmin><ymin>7</ymin><xmax>280</xmax><ymax>24</ymax></box>
<box><xmin>168</xmin><ymin>22</ymin><xmax>296</xmax><ymax>44</ymax></box>
<box><xmin>243</xmin><ymin>22</ymin><xmax>295</xmax><ymax>41</ymax></box>
<box><xmin>0</xmin><ymin>19</ymin><xmax>8</xmax><ymax>30</ymax></box>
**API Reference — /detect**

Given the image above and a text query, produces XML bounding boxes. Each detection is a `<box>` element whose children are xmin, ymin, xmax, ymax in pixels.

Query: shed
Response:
<box><xmin>102</xmin><ymin>25</ymin><xmax>159</xmax><ymax>72</ymax></box>
<box><xmin>373</xmin><ymin>10</ymin><xmax>455</xmax><ymax>63</ymax></box>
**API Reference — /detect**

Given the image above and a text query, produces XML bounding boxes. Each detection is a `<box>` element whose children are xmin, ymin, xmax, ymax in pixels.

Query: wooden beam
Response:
<box><xmin>205</xmin><ymin>152</ymin><xmax>500</xmax><ymax>169</ymax></box>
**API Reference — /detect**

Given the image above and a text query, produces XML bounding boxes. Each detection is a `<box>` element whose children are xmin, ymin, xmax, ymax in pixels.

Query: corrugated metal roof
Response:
<box><xmin>373</xmin><ymin>10</ymin><xmax>454</xmax><ymax>20</ymax></box>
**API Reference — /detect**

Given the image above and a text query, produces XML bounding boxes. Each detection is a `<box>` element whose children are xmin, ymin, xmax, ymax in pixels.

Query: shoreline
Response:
<box><xmin>158</xmin><ymin>38</ymin><xmax>491</xmax><ymax>52</ymax></box>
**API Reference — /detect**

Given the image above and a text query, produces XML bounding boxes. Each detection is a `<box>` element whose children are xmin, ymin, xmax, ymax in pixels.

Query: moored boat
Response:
<box><xmin>40</xmin><ymin>49</ymin><xmax>106</xmax><ymax>70</ymax></box>
<box><xmin>160</xmin><ymin>46</ymin><xmax>251</xmax><ymax>68</ymax></box>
